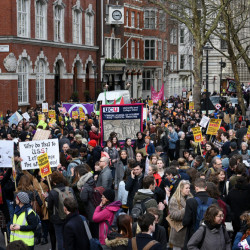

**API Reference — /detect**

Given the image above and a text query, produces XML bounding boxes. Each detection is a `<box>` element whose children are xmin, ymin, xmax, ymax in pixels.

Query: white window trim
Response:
<box><xmin>35</xmin><ymin>0</ymin><xmax>48</xmax><ymax>40</ymax></box>
<box><xmin>17</xmin><ymin>0</ymin><xmax>31</xmax><ymax>38</ymax></box>
<box><xmin>85</xmin><ymin>4</ymin><xmax>95</xmax><ymax>46</ymax></box>
<box><xmin>131</xmin><ymin>40</ymin><xmax>135</xmax><ymax>59</ymax></box>
<box><xmin>137</xmin><ymin>40</ymin><xmax>140</xmax><ymax>59</ymax></box>
<box><xmin>105</xmin><ymin>37</ymin><xmax>121</xmax><ymax>59</ymax></box>
<box><xmin>17</xmin><ymin>59</ymin><xmax>29</xmax><ymax>105</ymax></box>
<box><xmin>131</xmin><ymin>11</ymin><xmax>135</xmax><ymax>28</ymax></box>
<box><xmin>72</xmin><ymin>2</ymin><xmax>83</xmax><ymax>44</ymax></box>
<box><xmin>36</xmin><ymin>59</ymin><xmax>46</xmax><ymax>102</ymax></box>
<box><xmin>144</xmin><ymin>39</ymin><xmax>156</xmax><ymax>61</ymax></box>
<box><xmin>144</xmin><ymin>9</ymin><xmax>157</xmax><ymax>29</ymax></box>
<box><xmin>53</xmin><ymin>1</ymin><xmax>65</xmax><ymax>42</ymax></box>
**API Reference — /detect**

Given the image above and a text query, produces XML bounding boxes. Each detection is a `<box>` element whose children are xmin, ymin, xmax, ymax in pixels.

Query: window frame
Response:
<box><xmin>131</xmin><ymin>11</ymin><xmax>135</xmax><ymax>28</ymax></box>
<box><xmin>144</xmin><ymin>39</ymin><xmax>156</xmax><ymax>61</ymax></box>
<box><xmin>143</xmin><ymin>69</ymin><xmax>154</xmax><ymax>90</ymax></box>
<box><xmin>36</xmin><ymin>59</ymin><xmax>46</xmax><ymax>103</ymax></box>
<box><xmin>18</xmin><ymin>59</ymin><xmax>29</xmax><ymax>104</ymax></box>
<box><xmin>17</xmin><ymin>0</ymin><xmax>30</xmax><ymax>38</ymax></box>
<box><xmin>54</xmin><ymin>4</ymin><xmax>65</xmax><ymax>42</ymax></box>
<box><xmin>35</xmin><ymin>0</ymin><xmax>47</xmax><ymax>40</ymax></box>
<box><xmin>72</xmin><ymin>8</ymin><xmax>82</xmax><ymax>44</ymax></box>
<box><xmin>144</xmin><ymin>10</ymin><xmax>156</xmax><ymax>29</ymax></box>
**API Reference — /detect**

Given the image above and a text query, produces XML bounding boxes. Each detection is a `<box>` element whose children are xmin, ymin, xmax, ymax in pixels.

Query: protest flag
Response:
<box><xmin>120</xmin><ymin>97</ymin><xmax>124</xmax><ymax>105</ymax></box>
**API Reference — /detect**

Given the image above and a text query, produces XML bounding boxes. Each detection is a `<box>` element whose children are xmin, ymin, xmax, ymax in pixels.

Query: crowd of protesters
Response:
<box><xmin>0</xmin><ymin>96</ymin><xmax>249</xmax><ymax>250</ymax></box>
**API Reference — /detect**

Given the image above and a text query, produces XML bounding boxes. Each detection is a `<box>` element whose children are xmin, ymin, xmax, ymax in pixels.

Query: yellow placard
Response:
<box><xmin>38</xmin><ymin>114</ymin><xmax>45</xmax><ymax>121</ymax></box>
<box><xmin>192</xmin><ymin>127</ymin><xmax>203</xmax><ymax>143</ymax></box>
<box><xmin>72</xmin><ymin>111</ymin><xmax>78</xmax><ymax>119</ymax></box>
<box><xmin>158</xmin><ymin>100</ymin><xmax>162</xmax><ymax>106</ymax></box>
<box><xmin>247</xmin><ymin>125</ymin><xmax>250</xmax><ymax>139</ymax></box>
<box><xmin>79</xmin><ymin>112</ymin><xmax>85</xmax><ymax>121</ymax></box>
<box><xmin>79</xmin><ymin>107</ymin><xmax>83</xmax><ymax>113</ymax></box>
<box><xmin>58</xmin><ymin>116</ymin><xmax>63</xmax><ymax>122</ymax></box>
<box><xmin>49</xmin><ymin>119</ymin><xmax>57</xmax><ymax>127</ymax></box>
<box><xmin>148</xmin><ymin>100</ymin><xmax>153</xmax><ymax>107</ymax></box>
<box><xmin>206</xmin><ymin>119</ymin><xmax>222</xmax><ymax>135</ymax></box>
<box><xmin>48</xmin><ymin>110</ymin><xmax>56</xmax><ymax>119</ymax></box>
<box><xmin>37</xmin><ymin>153</ymin><xmax>52</xmax><ymax>178</ymax></box>
<box><xmin>189</xmin><ymin>102</ymin><xmax>194</xmax><ymax>110</ymax></box>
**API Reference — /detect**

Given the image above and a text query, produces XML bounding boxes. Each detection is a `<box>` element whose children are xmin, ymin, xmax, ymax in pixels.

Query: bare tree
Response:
<box><xmin>148</xmin><ymin>0</ymin><xmax>230</xmax><ymax>109</ymax></box>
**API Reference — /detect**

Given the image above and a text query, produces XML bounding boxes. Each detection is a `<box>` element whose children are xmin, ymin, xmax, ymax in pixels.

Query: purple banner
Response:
<box><xmin>62</xmin><ymin>103</ymin><xmax>94</xmax><ymax>117</ymax></box>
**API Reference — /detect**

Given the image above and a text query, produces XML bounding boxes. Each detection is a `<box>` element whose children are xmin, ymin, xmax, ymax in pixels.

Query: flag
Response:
<box><xmin>151</xmin><ymin>85</ymin><xmax>164</xmax><ymax>103</ymax></box>
<box><xmin>120</xmin><ymin>97</ymin><xmax>124</xmax><ymax>105</ymax></box>
<box><xmin>114</xmin><ymin>99</ymin><xmax>116</xmax><ymax>104</ymax></box>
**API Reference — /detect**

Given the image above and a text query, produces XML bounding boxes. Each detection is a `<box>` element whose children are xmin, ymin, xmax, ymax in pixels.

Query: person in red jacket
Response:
<box><xmin>89</xmin><ymin>125</ymin><xmax>101</xmax><ymax>144</ymax></box>
<box><xmin>148</xmin><ymin>165</ymin><xmax>162</xmax><ymax>187</ymax></box>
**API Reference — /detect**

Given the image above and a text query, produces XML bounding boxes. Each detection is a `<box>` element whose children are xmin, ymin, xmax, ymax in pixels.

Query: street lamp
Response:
<box><xmin>92</xmin><ymin>64</ymin><xmax>97</xmax><ymax>100</ymax></box>
<box><xmin>203</xmin><ymin>42</ymin><xmax>213</xmax><ymax>116</ymax></box>
<box><xmin>219</xmin><ymin>59</ymin><xmax>226</xmax><ymax>95</ymax></box>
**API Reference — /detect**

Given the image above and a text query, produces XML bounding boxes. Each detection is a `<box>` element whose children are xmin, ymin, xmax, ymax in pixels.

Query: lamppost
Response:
<box><xmin>92</xmin><ymin>64</ymin><xmax>97</xmax><ymax>100</ymax></box>
<box><xmin>219</xmin><ymin>59</ymin><xmax>226</xmax><ymax>95</ymax></box>
<box><xmin>203</xmin><ymin>42</ymin><xmax>213</xmax><ymax>116</ymax></box>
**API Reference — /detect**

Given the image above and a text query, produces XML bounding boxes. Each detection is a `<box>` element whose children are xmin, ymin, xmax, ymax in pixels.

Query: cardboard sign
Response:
<box><xmin>0</xmin><ymin>111</ymin><xmax>3</xmax><ymax>125</ymax></box>
<box><xmin>189</xmin><ymin>102</ymin><xmax>194</xmax><ymax>110</ymax></box>
<box><xmin>19</xmin><ymin>139</ymin><xmax>59</xmax><ymax>170</ymax></box>
<box><xmin>199</xmin><ymin>116</ymin><xmax>210</xmax><ymax>128</ymax></box>
<box><xmin>48</xmin><ymin>110</ymin><xmax>56</xmax><ymax>119</ymax></box>
<box><xmin>33</xmin><ymin>129</ymin><xmax>51</xmax><ymax>141</ymax></box>
<box><xmin>206</xmin><ymin>119</ymin><xmax>222</xmax><ymax>135</ymax></box>
<box><xmin>79</xmin><ymin>107</ymin><xmax>83</xmax><ymax>113</ymax></box>
<box><xmin>168</xmin><ymin>103</ymin><xmax>173</xmax><ymax>109</ymax></box>
<box><xmin>192</xmin><ymin>127</ymin><xmax>203</xmax><ymax>143</ymax></box>
<box><xmin>247</xmin><ymin>125</ymin><xmax>250</xmax><ymax>139</ymax></box>
<box><xmin>38</xmin><ymin>114</ymin><xmax>45</xmax><ymax>121</ymax></box>
<box><xmin>37</xmin><ymin>153</ymin><xmax>52</xmax><ymax>178</ymax></box>
<box><xmin>42</xmin><ymin>103</ymin><xmax>48</xmax><ymax>113</ymax></box>
<box><xmin>79</xmin><ymin>112</ymin><xmax>85</xmax><ymax>121</ymax></box>
<box><xmin>0</xmin><ymin>141</ymin><xmax>14</xmax><ymax>168</ymax></box>
<box><xmin>72</xmin><ymin>111</ymin><xmax>78</xmax><ymax>119</ymax></box>
<box><xmin>148</xmin><ymin>100</ymin><xmax>153</xmax><ymax>107</ymax></box>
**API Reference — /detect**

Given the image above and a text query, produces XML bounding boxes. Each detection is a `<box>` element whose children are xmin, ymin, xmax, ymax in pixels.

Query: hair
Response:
<box><xmin>229</xmin><ymin>157</ymin><xmax>237</xmax><ymax>168</ymax></box>
<box><xmin>150</xmin><ymin>154</ymin><xmax>159</xmax><ymax>162</ymax></box>
<box><xmin>79</xmin><ymin>146</ymin><xmax>87</xmax><ymax>153</ymax></box>
<box><xmin>194</xmin><ymin>178</ymin><xmax>207</xmax><ymax>189</ymax></box>
<box><xmin>149</xmin><ymin>165</ymin><xmax>158</xmax><ymax>174</ymax></box>
<box><xmin>155</xmin><ymin>146</ymin><xmax>163</xmax><ymax>152</ymax></box>
<box><xmin>211</xmin><ymin>157</ymin><xmax>220</xmax><ymax>166</ymax></box>
<box><xmin>101</xmin><ymin>157</ymin><xmax>110</xmax><ymax>167</ymax></box>
<box><xmin>147</xmin><ymin>207</ymin><xmax>161</xmax><ymax>218</ymax></box>
<box><xmin>119</xmin><ymin>149</ymin><xmax>128</xmax><ymax>157</ymax></box>
<box><xmin>172</xmin><ymin>180</ymin><xmax>192</xmax><ymax>206</ymax></box>
<box><xmin>143</xmin><ymin>175</ymin><xmax>155</xmax><ymax>189</ymax></box>
<box><xmin>17</xmin><ymin>174</ymin><xmax>34</xmax><ymax>192</ymax></box>
<box><xmin>222</xmin><ymin>132</ymin><xmax>229</xmax><ymax>139</ymax></box>
<box><xmin>51</xmin><ymin>171</ymin><xmax>68</xmax><ymax>185</ymax></box>
<box><xmin>6</xmin><ymin>240</ymin><xmax>29</xmax><ymax>250</ymax></box>
<box><xmin>105</xmin><ymin>139</ymin><xmax>112</xmax><ymax>147</ymax></box>
<box><xmin>117</xmin><ymin>214</ymin><xmax>133</xmax><ymax>238</ymax></box>
<box><xmin>63</xmin><ymin>197</ymin><xmax>78</xmax><ymax>213</ymax></box>
<box><xmin>206</xmin><ymin>182</ymin><xmax>220</xmax><ymax>199</ymax></box>
<box><xmin>138</xmin><ymin>213</ymin><xmax>155</xmax><ymax>232</ymax></box>
<box><xmin>211</xmin><ymin>147</ymin><xmax>220</xmax><ymax>155</ymax></box>
<box><xmin>66</xmin><ymin>148</ymin><xmax>73</xmax><ymax>156</ymax></box>
<box><xmin>170</xmin><ymin>160</ymin><xmax>179</xmax><ymax>168</ymax></box>
<box><xmin>240</xmin><ymin>211</ymin><xmax>250</xmax><ymax>227</ymax></box>
<box><xmin>195</xmin><ymin>155</ymin><xmax>204</xmax><ymax>163</ymax></box>
<box><xmin>204</xmin><ymin>204</ymin><xmax>223</xmax><ymax>225</ymax></box>
<box><xmin>178</xmin><ymin>158</ymin><xmax>188</xmax><ymax>167</ymax></box>
<box><xmin>132</xmin><ymin>161</ymin><xmax>143</xmax><ymax>169</ymax></box>
<box><xmin>186</xmin><ymin>168</ymin><xmax>198</xmax><ymax>184</ymax></box>
<box><xmin>124</xmin><ymin>138</ymin><xmax>132</xmax><ymax>148</ymax></box>
<box><xmin>136</xmin><ymin>152</ymin><xmax>144</xmax><ymax>159</ymax></box>
<box><xmin>241</xmin><ymin>142</ymin><xmax>248</xmax><ymax>148</ymax></box>
<box><xmin>235</xmin><ymin>163</ymin><xmax>247</xmax><ymax>175</ymax></box>
<box><xmin>165</xmin><ymin>167</ymin><xmax>178</xmax><ymax>176</ymax></box>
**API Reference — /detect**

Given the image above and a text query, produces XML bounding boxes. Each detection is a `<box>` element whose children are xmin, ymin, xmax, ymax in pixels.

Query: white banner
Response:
<box><xmin>0</xmin><ymin>141</ymin><xmax>14</xmax><ymax>168</ymax></box>
<box><xmin>19</xmin><ymin>139</ymin><xmax>59</xmax><ymax>170</ymax></box>
<box><xmin>199</xmin><ymin>116</ymin><xmax>210</xmax><ymax>128</ymax></box>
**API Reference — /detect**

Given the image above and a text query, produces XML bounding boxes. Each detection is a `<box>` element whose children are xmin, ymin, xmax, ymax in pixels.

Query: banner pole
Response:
<box><xmin>46</xmin><ymin>176</ymin><xmax>52</xmax><ymax>190</ymax></box>
<box><xmin>199</xmin><ymin>143</ymin><xmax>203</xmax><ymax>156</ymax></box>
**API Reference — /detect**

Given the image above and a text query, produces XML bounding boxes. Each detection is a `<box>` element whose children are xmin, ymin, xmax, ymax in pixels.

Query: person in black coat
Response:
<box><xmin>63</xmin><ymin>197</ymin><xmax>89</xmax><ymax>250</ymax></box>
<box><xmin>0</xmin><ymin>120</ymin><xmax>12</xmax><ymax>139</ymax></box>
<box><xmin>235</xmin><ymin>121</ymin><xmax>248</xmax><ymax>148</ymax></box>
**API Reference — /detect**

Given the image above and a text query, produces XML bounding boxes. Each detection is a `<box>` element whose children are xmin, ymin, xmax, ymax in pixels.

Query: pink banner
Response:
<box><xmin>151</xmin><ymin>85</ymin><xmax>164</xmax><ymax>103</ymax></box>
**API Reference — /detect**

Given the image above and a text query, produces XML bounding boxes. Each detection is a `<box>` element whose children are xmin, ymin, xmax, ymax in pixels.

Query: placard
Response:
<box><xmin>143</xmin><ymin>108</ymin><xmax>148</xmax><ymax>120</ymax></box>
<box><xmin>0</xmin><ymin>141</ymin><xmax>14</xmax><ymax>168</ymax></box>
<box><xmin>49</xmin><ymin>119</ymin><xmax>57</xmax><ymax>127</ymax></box>
<box><xmin>33</xmin><ymin>130</ymin><xmax>51</xmax><ymax>141</ymax></box>
<box><xmin>37</xmin><ymin>153</ymin><xmax>52</xmax><ymax>178</ymax></box>
<box><xmin>42</xmin><ymin>103</ymin><xmax>48</xmax><ymax>113</ymax></box>
<box><xmin>192</xmin><ymin>127</ymin><xmax>203</xmax><ymax>143</ymax></box>
<box><xmin>189</xmin><ymin>102</ymin><xmax>194</xmax><ymax>110</ymax></box>
<box><xmin>48</xmin><ymin>110</ymin><xmax>56</xmax><ymax>119</ymax></box>
<box><xmin>58</xmin><ymin>107</ymin><xmax>67</xmax><ymax>114</ymax></box>
<box><xmin>72</xmin><ymin>111</ymin><xmax>78</xmax><ymax>119</ymax></box>
<box><xmin>79</xmin><ymin>112</ymin><xmax>85</xmax><ymax>121</ymax></box>
<box><xmin>199</xmin><ymin>116</ymin><xmax>210</xmax><ymax>128</ymax></box>
<box><xmin>158</xmin><ymin>100</ymin><xmax>162</xmax><ymax>106</ymax></box>
<box><xmin>168</xmin><ymin>103</ymin><xmax>173</xmax><ymax>109</ymax></box>
<box><xmin>38</xmin><ymin>114</ymin><xmax>45</xmax><ymax>121</ymax></box>
<box><xmin>22</xmin><ymin>112</ymin><xmax>30</xmax><ymax>121</ymax></box>
<box><xmin>19</xmin><ymin>139</ymin><xmax>59</xmax><ymax>170</ymax></box>
<box><xmin>8</xmin><ymin>111</ymin><xmax>23</xmax><ymax>126</ymax></box>
<box><xmin>62</xmin><ymin>103</ymin><xmax>94</xmax><ymax>117</ymax></box>
<box><xmin>148</xmin><ymin>100</ymin><xmax>153</xmax><ymax>107</ymax></box>
<box><xmin>247</xmin><ymin>125</ymin><xmax>250</xmax><ymax>139</ymax></box>
<box><xmin>0</xmin><ymin>111</ymin><xmax>3</xmax><ymax>125</ymax></box>
<box><xmin>206</xmin><ymin>119</ymin><xmax>222</xmax><ymax>135</ymax></box>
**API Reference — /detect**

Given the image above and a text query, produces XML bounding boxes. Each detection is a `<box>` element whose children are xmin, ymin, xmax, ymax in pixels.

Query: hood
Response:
<box><xmin>106</xmin><ymin>200</ymin><xmax>122</xmax><ymax>211</ymax></box>
<box><xmin>77</xmin><ymin>172</ymin><xmax>93</xmax><ymax>190</ymax></box>
<box><xmin>105</xmin><ymin>237</ymin><xmax>128</xmax><ymax>247</ymax></box>
<box><xmin>137</xmin><ymin>189</ymin><xmax>154</xmax><ymax>195</ymax></box>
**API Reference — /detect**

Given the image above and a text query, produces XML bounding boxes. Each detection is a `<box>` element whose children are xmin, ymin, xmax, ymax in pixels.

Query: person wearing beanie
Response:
<box><xmin>93</xmin><ymin>189</ymin><xmax>122</xmax><ymax>247</ymax></box>
<box><xmin>88</xmin><ymin>140</ymin><xmax>97</xmax><ymax>148</ymax></box>
<box><xmin>10</xmin><ymin>192</ymin><xmax>38</xmax><ymax>249</ymax></box>
<box><xmin>87</xmin><ymin>140</ymin><xmax>102</xmax><ymax>170</ymax></box>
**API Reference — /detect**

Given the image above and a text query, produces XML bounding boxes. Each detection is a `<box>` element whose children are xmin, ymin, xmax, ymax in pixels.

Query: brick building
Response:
<box><xmin>101</xmin><ymin>0</ymin><xmax>179</xmax><ymax>99</ymax></box>
<box><xmin>0</xmin><ymin>0</ymin><xmax>98</xmax><ymax>113</ymax></box>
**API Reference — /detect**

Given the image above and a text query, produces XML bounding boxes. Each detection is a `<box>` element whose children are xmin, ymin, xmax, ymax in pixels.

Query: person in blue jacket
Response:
<box><xmin>168</xmin><ymin>124</ymin><xmax>178</xmax><ymax>160</ymax></box>
<box><xmin>144</xmin><ymin>136</ymin><xmax>155</xmax><ymax>157</ymax></box>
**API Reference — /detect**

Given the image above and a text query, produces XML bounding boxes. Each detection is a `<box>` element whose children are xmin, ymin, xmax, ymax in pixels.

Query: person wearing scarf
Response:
<box><xmin>10</xmin><ymin>192</ymin><xmax>38</xmax><ymax>250</ymax></box>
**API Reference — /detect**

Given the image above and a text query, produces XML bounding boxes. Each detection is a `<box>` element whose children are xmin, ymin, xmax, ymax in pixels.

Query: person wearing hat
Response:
<box><xmin>10</xmin><ymin>192</ymin><xmax>38</xmax><ymax>249</ymax></box>
<box><xmin>93</xmin><ymin>189</ymin><xmax>122</xmax><ymax>247</ymax></box>
<box><xmin>87</xmin><ymin>140</ymin><xmax>102</xmax><ymax>170</ymax></box>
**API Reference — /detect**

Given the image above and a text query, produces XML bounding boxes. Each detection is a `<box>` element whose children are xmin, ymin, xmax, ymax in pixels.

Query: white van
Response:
<box><xmin>95</xmin><ymin>90</ymin><xmax>131</xmax><ymax>113</ymax></box>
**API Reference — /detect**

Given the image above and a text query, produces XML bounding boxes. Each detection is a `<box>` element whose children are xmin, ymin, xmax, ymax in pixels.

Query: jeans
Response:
<box><xmin>6</xmin><ymin>199</ymin><xmax>15</xmax><ymax>235</ymax></box>
<box><xmin>54</xmin><ymin>224</ymin><xmax>64</xmax><ymax>250</ymax></box>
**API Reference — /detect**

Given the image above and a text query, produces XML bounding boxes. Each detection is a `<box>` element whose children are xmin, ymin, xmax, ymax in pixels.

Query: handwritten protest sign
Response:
<box><xmin>143</xmin><ymin>108</ymin><xmax>148</xmax><ymax>121</ymax></box>
<box><xmin>48</xmin><ymin>110</ymin><xmax>56</xmax><ymax>119</ymax></box>
<box><xmin>189</xmin><ymin>102</ymin><xmax>194</xmax><ymax>110</ymax></box>
<box><xmin>37</xmin><ymin>153</ymin><xmax>52</xmax><ymax>178</ymax></box>
<box><xmin>19</xmin><ymin>139</ymin><xmax>59</xmax><ymax>170</ymax></box>
<box><xmin>206</xmin><ymin>119</ymin><xmax>222</xmax><ymax>135</ymax></box>
<box><xmin>199</xmin><ymin>116</ymin><xmax>210</xmax><ymax>128</ymax></box>
<box><xmin>192</xmin><ymin>127</ymin><xmax>203</xmax><ymax>143</ymax></box>
<box><xmin>168</xmin><ymin>103</ymin><xmax>173</xmax><ymax>109</ymax></box>
<box><xmin>247</xmin><ymin>126</ymin><xmax>250</xmax><ymax>139</ymax></box>
<box><xmin>42</xmin><ymin>103</ymin><xmax>48</xmax><ymax>113</ymax></box>
<box><xmin>72</xmin><ymin>111</ymin><xmax>78</xmax><ymax>119</ymax></box>
<box><xmin>0</xmin><ymin>141</ymin><xmax>14</xmax><ymax>168</ymax></box>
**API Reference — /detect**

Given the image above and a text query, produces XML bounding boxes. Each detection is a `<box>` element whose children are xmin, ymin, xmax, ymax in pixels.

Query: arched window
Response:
<box><xmin>36</xmin><ymin>60</ymin><xmax>45</xmax><ymax>102</ymax></box>
<box><xmin>17</xmin><ymin>0</ymin><xmax>30</xmax><ymax>37</ymax></box>
<box><xmin>18</xmin><ymin>59</ymin><xmax>29</xmax><ymax>104</ymax></box>
<box><xmin>85</xmin><ymin>5</ymin><xmax>94</xmax><ymax>46</ymax></box>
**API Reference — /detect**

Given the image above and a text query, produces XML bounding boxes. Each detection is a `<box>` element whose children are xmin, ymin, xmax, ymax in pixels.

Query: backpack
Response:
<box><xmin>105</xmin><ymin>208</ymin><xmax>125</xmax><ymax>231</ymax></box>
<box><xmin>54</xmin><ymin>187</ymin><xmax>74</xmax><ymax>220</ymax></box>
<box><xmin>131</xmin><ymin>197</ymin><xmax>155</xmax><ymax>221</ymax></box>
<box><xmin>194</xmin><ymin>197</ymin><xmax>213</xmax><ymax>231</ymax></box>
<box><xmin>91</xmin><ymin>186</ymin><xmax>105</xmax><ymax>207</ymax></box>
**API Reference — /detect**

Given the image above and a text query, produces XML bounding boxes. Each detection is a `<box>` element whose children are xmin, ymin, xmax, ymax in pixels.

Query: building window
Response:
<box><xmin>145</xmin><ymin>39</ymin><xmax>155</xmax><ymax>60</ymax></box>
<box><xmin>54</xmin><ymin>4</ymin><xmax>64</xmax><ymax>42</ymax></box>
<box><xmin>126</xmin><ymin>40</ymin><xmax>129</xmax><ymax>58</ymax></box>
<box><xmin>137</xmin><ymin>13</ymin><xmax>140</xmax><ymax>28</ymax></box>
<box><xmin>131</xmin><ymin>40</ymin><xmax>135</xmax><ymax>59</ymax></box>
<box><xmin>180</xmin><ymin>28</ymin><xmax>185</xmax><ymax>44</ymax></box>
<box><xmin>157</xmin><ymin>69</ymin><xmax>162</xmax><ymax>89</ymax></box>
<box><xmin>137</xmin><ymin>40</ymin><xmax>140</xmax><ymax>59</ymax></box>
<box><xmin>180</xmin><ymin>55</ymin><xmax>185</xmax><ymax>69</ymax></box>
<box><xmin>170</xmin><ymin>28</ymin><xmax>177</xmax><ymax>44</ymax></box>
<box><xmin>170</xmin><ymin>54</ymin><xmax>177</xmax><ymax>71</ymax></box>
<box><xmin>17</xmin><ymin>0</ymin><xmax>30</xmax><ymax>37</ymax></box>
<box><xmin>72</xmin><ymin>8</ymin><xmax>82</xmax><ymax>44</ymax></box>
<box><xmin>159</xmin><ymin>10</ymin><xmax>166</xmax><ymax>31</ymax></box>
<box><xmin>126</xmin><ymin>10</ymin><xmax>129</xmax><ymax>26</ymax></box>
<box><xmin>143</xmin><ymin>70</ymin><xmax>154</xmax><ymax>90</ymax></box>
<box><xmin>85</xmin><ymin>5</ymin><xmax>94</xmax><ymax>46</ymax></box>
<box><xmin>105</xmin><ymin>37</ymin><xmax>121</xmax><ymax>59</ymax></box>
<box><xmin>36</xmin><ymin>60</ymin><xmax>45</xmax><ymax>102</ymax></box>
<box><xmin>221</xmin><ymin>34</ymin><xmax>227</xmax><ymax>49</ymax></box>
<box><xmin>158</xmin><ymin>40</ymin><xmax>162</xmax><ymax>61</ymax></box>
<box><xmin>18</xmin><ymin>59</ymin><xmax>29</xmax><ymax>104</ymax></box>
<box><xmin>131</xmin><ymin>11</ymin><xmax>135</xmax><ymax>27</ymax></box>
<box><xmin>144</xmin><ymin>10</ymin><xmax>156</xmax><ymax>29</ymax></box>
<box><xmin>35</xmin><ymin>1</ymin><xmax>47</xmax><ymax>39</ymax></box>
<box><xmin>164</xmin><ymin>40</ymin><xmax>167</xmax><ymax>61</ymax></box>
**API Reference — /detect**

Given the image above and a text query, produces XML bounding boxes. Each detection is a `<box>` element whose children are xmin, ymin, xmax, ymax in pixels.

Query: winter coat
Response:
<box><xmin>63</xmin><ymin>158</ymin><xmax>82</xmax><ymax>178</ymax></box>
<box><xmin>169</xmin><ymin>195</ymin><xmax>190</xmax><ymax>248</ymax></box>
<box><xmin>124</xmin><ymin>145</ymin><xmax>135</xmax><ymax>160</ymax></box>
<box><xmin>125</xmin><ymin>174</ymin><xmax>144</xmax><ymax>209</ymax></box>
<box><xmin>145</xmin><ymin>143</ymin><xmax>155</xmax><ymax>157</ymax></box>
<box><xmin>187</xmin><ymin>224</ymin><xmax>231</xmax><ymax>250</ymax></box>
<box><xmin>105</xmin><ymin>232</ymin><xmax>128</xmax><ymax>250</ymax></box>
<box><xmin>96</xmin><ymin>166</ymin><xmax>113</xmax><ymax>189</ymax></box>
<box><xmin>182</xmin><ymin>191</ymin><xmax>217</xmax><ymax>246</ymax></box>
<box><xmin>169</xmin><ymin>131</ymin><xmax>178</xmax><ymax>149</ymax></box>
<box><xmin>118</xmin><ymin>181</ymin><xmax>128</xmax><ymax>205</ymax></box>
<box><xmin>232</xmin><ymin>232</ymin><xmax>250</xmax><ymax>250</ymax></box>
<box><xmin>236</xmin><ymin>127</ymin><xmax>248</xmax><ymax>148</ymax></box>
<box><xmin>79</xmin><ymin>173</ymin><xmax>96</xmax><ymax>222</ymax></box>
<box><xmin>153</xmin><ymin>224</ymin><xmax>167</xmax><ymax>249</ymax></box>
<box><xmin>63</xmin><ymin>212</ymin><xmax>90</xmax><ymax>250</ymax></box>
<box><xmin>87</xmin><ymin>146</ymin><xmax>102</xmax><ymax>170</ymax></box>
<box><xmin>92</xmin><ymin>200</ymin><xmax>122</xmax><ymax>245</ymax></box>
<box><xmin>89</xmin><ymin>131</ymin><xmax>101</xmax><ymax>144</ymax></box>
<box><xmin>134</xmin><ymin>138</ymin><xmax>145</xmax><ymax>150</ymax></box>
<box><xmin>114</xmin><ymin>160</ymin><xmax>127</xmax><ymax>189</ymax></box>
<box><xmin>104</xmin><ymin>147</ymin><xmax>119</xmax><ymax>165</ymax></box>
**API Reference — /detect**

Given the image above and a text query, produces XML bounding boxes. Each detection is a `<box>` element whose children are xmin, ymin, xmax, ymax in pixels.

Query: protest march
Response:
<box><xmin>0</xmin><ymin>98</ymin><xmax>249</xmax><ymax>250</ymax></box>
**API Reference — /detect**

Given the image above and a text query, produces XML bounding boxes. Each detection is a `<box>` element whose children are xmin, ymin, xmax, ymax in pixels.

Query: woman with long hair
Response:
<box><xmin>187</xmin><ymin>205</ymin><xmax>231</xmax><ymax>249</ymax></box>
<box><xmin>112</xmin><ymin>136</ymin><xmax>121</xmax><ymax>152</ymax></box>
<box><xmin>134</xmin><ymin>132</ymin><xmax>145</xmax><ymax>151</ymax></box>
<box><xmin>123</xmin><ymin>138</ymin><xmax>135</xmax><ymax>160</ymax></box>
<box><xmin>114</xmin><ymin>150</ymin><xmax>128</xmax><ymax>190</ymax></box>
<box><xmin>105</xmin><ymin>214</ymin><xmax>132</xmax><ymax>250</ymax></box>
<box><xmin>156</xmin><ymin>158</ymin><xmax>165</xmax><ymax>177</ymax></box>
<box><xmin>147</xmin><ymin>165</ymin><xmax>162</xmax><ymax>187</ymax></box>
<box><xmin>169</xmin><ymin>180</ymin><xmax>193</xmax><ymax>250</ymax></box>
